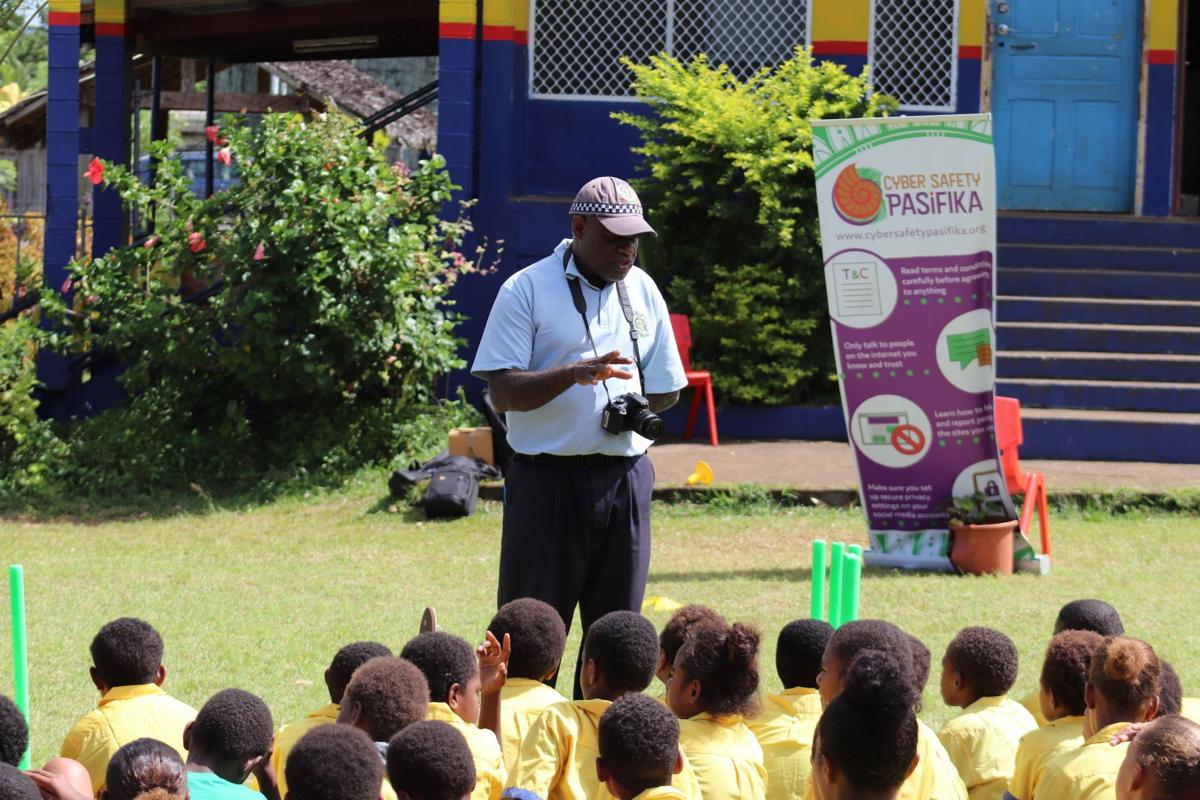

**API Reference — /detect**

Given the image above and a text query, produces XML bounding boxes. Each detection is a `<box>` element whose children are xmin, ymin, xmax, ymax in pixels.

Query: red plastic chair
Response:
<box><xmin>670</xmin><ymin>314</ymin><xmax>718</xmax><ymax>446</ymax></box>
<box><xmin>995</xmin><ymin>396</ymin><xmax>1051</xmax><ymax>556</ymax></box>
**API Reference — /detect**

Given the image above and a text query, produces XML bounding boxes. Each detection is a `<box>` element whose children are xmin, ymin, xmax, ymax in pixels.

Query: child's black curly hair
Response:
<box><xmin>660</xmin><ymin>606</ymin><xmax>727</xmax><ymax>667</ymax></box>
<box><xmin>1127</xmin><ymin>715</ymin><xmax>1200</xmax><ymax>798</ymax></box>
<box><xmin>584</xmin><ymin>611</ymin><xmax>659</xmax><ymax>694</ymax></box>
<box><xmin>1054</xmin><ymin>599</ymin><xmax>1124</xmax><ymax>637</ymax></box>
<box><xmin>488</xmin><ymin>598</ymin><xmax>566</xmax><ymax>681</ymax></box>
<box><xmin>943</xmin><ymin>626</ymin><xmax>1020</xmax><ymax>698</ymax></box>
<box><xmin>0</xmin><ymin>762</ymin><xmax>39</xmax><ymax>800</ymax></box>
<box><xmin>190</xmin><ymin>688</ymin><xmax>274</xmax><ymax>763</ymax></box>
<box><xmin>91</xmin><ymin>617</ymin><xmax>164</xmax><ymax>687</ymax></box>
<box><xmin>598</xmin><ymin>693</ymin><xmax>680</xmax><ymax>794</ymax></box>
<box><xmin>775</xmin><ymin>619</ymin><xmax>833</xmax><ymax>690</ymax></box>
<box><xmin>328</xmin><ymin>641</ymin><xmax>393</xmax><ymax>703</ymax></box>
<box><xmin>1040</xmin><ymin>630</ymin><xmax>1104</xmax><ymax>717</ymax></box>
<box><xmin>343</xmin><ymin>656</ymin><xmax>430</xmax><ymax>743</ymax></box>
<box><xmin>1091</xmin><ymin>637</ymin><xmax>1161</xmax><ymax>719</ymax></box>
<box><xmin>401</xmin><ymin>632</ymin><xmax>478</xmax><ymax>704</ymax></box>
<box><xmin>386</xmin><ymin>721</ymin><xmax>476</xmax><ymax>800</ymax></box>
<box><xmin>1158</xmin><ymin>661</ymin><xmax>1183</xmax><ymax>718</ymax></box>
<box><xmin>104</xmin><ymin>738</ymin><xmax>188</xmax><ymax>800</ymax></box>
<box><xmin>677</xmin><ymin>622</ymin><xmax>761</xmax><ymax>717</ymax></box>
<box><xmin>286</xmin><ymin>725</ymin><xmax>384</xmax><ymax>800</ymax></box>
<box><xmin>0</xmin><ymin>694</ymin><xmax>28</xmax><ymax>767</ymax></box>
<box><xmin>827</xmin><ymin>620</ymin><xmax>914</xmax><ymax>685</ymax></box>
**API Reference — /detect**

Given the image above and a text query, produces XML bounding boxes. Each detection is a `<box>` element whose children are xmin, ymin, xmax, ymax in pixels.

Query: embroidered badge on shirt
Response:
<box><xmin>633</xmin><ymin>311</ymin><xmax>650</xmax><ymax>336</ymax></box>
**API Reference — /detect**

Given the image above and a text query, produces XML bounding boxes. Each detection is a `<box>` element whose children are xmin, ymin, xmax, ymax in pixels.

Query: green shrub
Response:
<box><xmin>28</xmin><ymin>112</ymin><xmax>483</xmax><ymax>504</ymax></box>
<box><xmin>0</xmin><ymin>318</ymin><xmax>67</xmax><ymax>494</ymax></box>
<box><xmin>617</xmin><ymin>48</ymin><xmax>895</xmax><ymax>405</ymax></box>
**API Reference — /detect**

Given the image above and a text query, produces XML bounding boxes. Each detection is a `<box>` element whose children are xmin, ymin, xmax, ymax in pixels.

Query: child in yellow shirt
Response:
<box><xmin>402</xmin><ymin>631</ymin><xmax>510</xmax><ymax>800</ymax></box>
<box><xmin>286</xmin><ymin>725</ymin><xmax>385</xmax><ymax>800</ymax></box>
<box><xmin>387</xmin><ymin>720</ymin><xmax>478</xmax><ymax>800</ymax></box>
<box><xmin>667</xmin><ymin>620</ymin><xmax>767</xmax><ymax>798</ymax></box>
<box><xmin>817</xmin><ymin>619</ymin><xmax>968</xmax><ymax>800</ymax></box>
<box><xmin>1034</xmin><ymin>636</ymin><xmax>1162</xmax><ymax>800</ymax></box>
<box><xmin>1020</xmin><ymin>600</ymin><xmax>1126</xmax><ymax>727</ymax></box>
<box><xmin>487</xmin><ymin>598</ymin><xmax>568</xmax><ymax>772</ymax></box>
<box><xmin>812</xmin><ymin>649</ymin><xmax>920</xmax><ymax>800</ymax></box>
<box><xmin>60</xmin><ymin>617</ymin><xmax>197</xmax><ymax>796</ymax></box>
<box><xmin>1114</xmin><ymin>715</ymin><xmax>1200</xmax><ymax>800</ymax></box>
<box><xmin>598</xmin><ymin>694</ymin><xmax>689</xmax><ymax>800</ymax></box>
<box><xmin>938</xmin><ymin>627</ymin><xmax>1038</xmax><ymax>800</ymax></box>
<box><xmin>507</xmin><ymin>610</ymin><xmax>676</xmax><ymax>800</ymax></box>
<box><xmin>272</xmin><ymin>641</ymin><xmax>392</xmax><ymax>800</ymax></box>
<box><xmin>1007</xmin><ymin>630</ymin><xmax>1104</xmax><ymax>800</ymax></box>
<box><xmin>655</xmin><ymin>606</ymin><xmax>727</xmax><ymax>703</ymax></box>
<box><xmin>748</xmin><ymin>619</ymin><xmax>833</xmax><ymax>800</ymax></box>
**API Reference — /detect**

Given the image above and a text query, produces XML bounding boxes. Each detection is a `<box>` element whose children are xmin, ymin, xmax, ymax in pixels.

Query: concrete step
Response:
<box><xmin>997</xmin><ymin>296</ymin><xmax>1200</xmax><ymax>326</ymax></box>
<box><xmin>999</xmin><ymin>213</ymin><xmax>1200</xmax><ymax>249</ymax></box>
<box><xmin>998</xmin><ymin>351</ymin><xmax>1200</xmax><ymax>382</ymax></box>
<box><xmin>998</xmin><ymin>378</ymin><xmax>1200</xmax><ymax>414</ymax></box>
<box><xmin>1016</xmin><ymin>407</ymin><xmax>1200</xmax><ymax>463</ymax></box>
<box><xmin>997</xmin><ymin>269</ymin><xmax>1200</xmax><ymax>300</ymax></box>
<box><xmin>998</xmin><ymin>243</ymin><xmax>1200</xmax><ymax>272</ymax></box>
<box><xmin>997</xmin><ymin>322</ymin><xmax>1200</xmax><ymax>355</ymax></box>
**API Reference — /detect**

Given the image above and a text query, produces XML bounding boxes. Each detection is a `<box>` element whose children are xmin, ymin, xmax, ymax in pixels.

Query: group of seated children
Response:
<box><xmin>2</xmin><ymin>597</ymin><xmax>1199</xmax><ymax>800</ymax></box>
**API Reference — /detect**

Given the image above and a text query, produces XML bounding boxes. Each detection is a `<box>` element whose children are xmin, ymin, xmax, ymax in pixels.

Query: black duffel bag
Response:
<box><xmin>389</xmin><ymin>452</ymin><xmax>500</xmax><ymax>519</ymax></box>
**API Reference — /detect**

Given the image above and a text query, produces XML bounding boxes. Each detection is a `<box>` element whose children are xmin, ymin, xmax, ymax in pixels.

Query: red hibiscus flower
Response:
<box><xmin>85</xmin><ymin>158</ymin><xmax>104</xmax><ymax>185</ymax></box>
<box><xmin>253</xmin><ymin>242</ymin><xmax>266</xmax><ymax>261</ymax></box>
<box><xmin>188</xmin><ymin>232</ymin><xmax>207</xmax><ymax>253</ymax></box>
<box><xmin>217</xmin><ymin>147</ymin><xmax>232</xmax><ymax>166</ymax></box>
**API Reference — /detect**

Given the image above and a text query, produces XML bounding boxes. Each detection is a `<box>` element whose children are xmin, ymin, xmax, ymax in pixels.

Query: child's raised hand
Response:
<box><xmin>477</xmin><ymin>630</ymin><xmax>511</xmax><ymax>695</ymax></box>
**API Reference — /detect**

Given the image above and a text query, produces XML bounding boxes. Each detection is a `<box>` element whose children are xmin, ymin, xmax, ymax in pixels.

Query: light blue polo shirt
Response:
<box><xmin>472</xmin><ymin>238</ymin><xmax>687</xmax><ymax>457</ymax></box>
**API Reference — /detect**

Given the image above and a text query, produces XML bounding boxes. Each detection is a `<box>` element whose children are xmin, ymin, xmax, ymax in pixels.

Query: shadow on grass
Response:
<box><xmin>650</xmin><ymin>566</ymin><xmax>959</xmax><ymax>583</ymax></box>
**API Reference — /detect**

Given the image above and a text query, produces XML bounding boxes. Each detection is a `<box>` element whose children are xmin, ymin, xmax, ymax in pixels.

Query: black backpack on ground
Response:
<box><xmin>389</xmin><ymin>452</ymin><xmax>500</xmax><ymax>519</ymax></box>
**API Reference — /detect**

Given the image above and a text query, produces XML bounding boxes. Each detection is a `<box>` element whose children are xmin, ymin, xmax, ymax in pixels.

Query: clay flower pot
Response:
<box><xmin>950</xmin><ymin>520</ymin><xmax>1018</xmax><ymax>576</ymax></box>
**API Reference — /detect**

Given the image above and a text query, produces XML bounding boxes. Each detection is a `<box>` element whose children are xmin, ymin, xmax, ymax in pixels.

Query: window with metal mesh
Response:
<box><xmin>530</xmin><ymin>0</ymin><xmax>810</xmax><ymax>100</ymax></box>
<box><xmin>869</xmin><ymin>0</ymin><xmax>959</xmax><ymax>112</ymax></box>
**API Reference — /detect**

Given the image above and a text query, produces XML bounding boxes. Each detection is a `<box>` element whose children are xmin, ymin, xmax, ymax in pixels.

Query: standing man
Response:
<box><xmin>472</xmin><ymin>177</ymin><xmax>687</xmax><ymax>699</ymax></box>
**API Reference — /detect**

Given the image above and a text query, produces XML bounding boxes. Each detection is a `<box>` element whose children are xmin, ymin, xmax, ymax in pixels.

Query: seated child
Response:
<box><xmin>656</xmin><ymin>607</ymin><xmax>727</xmax><ymax>702</ymax></box>
<box><xmin>747</xmin><ymin>619</ymin><xmax>833</xmax><ymax>800</ymax></box>
<box><xmin>272</xmin><ymin>641</ymin><xmax>393</xmax><ymax>799</ymax></box>
<box><xmin>183</xmin><ymin>688</ymin><xmax>275</xmax><ymax>799</ymax></box>
<box><xmin>667</xmin><ymin>621</ymin><xmax>767</xmax><ymax>798</ymax></box>
<box><xmin>1</xmin><ymin>693</ymin><xmax>29</xmax><ymax>766</ymax></box>
<box><xmin>597</xmin><ymin>693</ymin><xmax>685</xmax><ymax>800</ymax></box>
<box><xmin>286</xmin><ymin>725</ymin><xmax>384</xmax><ymax>800</ymax></box>
<box><xmin>1115</xmin><ymin>715</ymin><xmax>1200</xmax><ymax>800</ymax></box>
<box><xmin>1021</xmin><ymin>600</ymin><xmax>1125</xmax><ymax>726</ymax></box>
<box><xmin>812</xmin><ymin>649</ymin><xmax>920</xmax><ymax>800</ymax></box>
<box><xmin>938</xmin><ymin>627</ymin><xmax>1037</xmax><ymax>800</ymax></box>
<box><xmin>1033</xmin><ymin>636</ymin><xmax>1161</xmax><ymax>800</ymax></box>
<box><xmin>818</xmin><ymin>620</ymin><xmax>968</xmax><ymax>800</ymax></box>
<box><xmin>103</xmin><ymin>738</ymin><xmax>190</xmax><ymax>800</ymax></box>
<box><xmin>1007</xmin><ymin>630</ymin><xmax>1104</xmax><ymax>800</ymax></box>
<box><xmin>910</xmin><ymin>634</ymin><xmax>933</xmax><ymax>702</ymax></box>
<box><xmin>401</xmin><ymin>632</ymin><xmax>508</xmax><ymax>800</ymax></box>
<box><xmin>486</xmin><ymin>599</ymin><xmax>567</xmax><ymax>772</ymax></box>
<box><xmin>386</xmin><ymin>720</ymin><xmax>477</xmax><ymax>800</ymax></box>
<box><xmin>61</xmin><ymin>618</ymin><xmax>197</xmax><ymax>795</ymax></box>
<box><xmin>0</xmin><ymin>762</ymin><xmax>42</xmax><ymax>800</ymax></box>
<box><xmin>1156</xmin><ymin>662</ymin><xmax>1184</xmax><ymax>718</ymax></box>
<box><xmin>507</xmin><ymin>610</ymin><xmax>683</xmax><ymax>800</ymax></box>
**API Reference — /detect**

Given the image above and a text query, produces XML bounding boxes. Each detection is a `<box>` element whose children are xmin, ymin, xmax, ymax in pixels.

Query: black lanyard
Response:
<box><xmin>562</xmin><ymin>246</ymin><xmax>647</xmax><ymax>394</ymax></box>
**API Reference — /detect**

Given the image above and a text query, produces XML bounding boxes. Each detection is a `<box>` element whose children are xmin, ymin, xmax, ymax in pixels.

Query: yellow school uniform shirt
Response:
<box><xmin>1019</xmin><ymin>689</ymin><xmax>1049</xmax><ymax>727</ymax></box>
<box><xmin>678</xmin><ymin>712</ymin><xmax>767</xmax><ymax>799</ymax></box>
<box><xmin>61</xmin><ymin>683</ymin><xmax>197</xmax><ymax>796</ymax></box>
<box><xmin>499</xmin><ymin>678</ymin><xmax>566</xmax><ymax>773</ymax></box>
<box><xmin>427</xmin><ymin>702</ymin><xmax>506</xmax><ymax>800</ymax></box>
<box><xmin>747</xmin><ymin>688</ymin><xmax>822</xmax><ymax>800</ymax></box>
<box><xmin>900</xmin><ymin>720</ymin><xmax>970</xmax><ymax>800</ymax></box>
<box><xmin>269</xmin><ymin>702</ymin><xmax>339</xmax><ymax>799</ymax></box>
<box><xmin>1006</xmin><ymin>715</ymin><xmax>1084</xmax><ymax>800</ymax></box>
<box><xmin>1031</xmin><ymin>722</ymin><xmax>1130</xmax><ymax>800</ymax></box>
<box><xmin>938</xmin><ymin>696</ymin><xmax>1037</xmax><ymax>800</ymax></box>
<box><xmin>1182</xmin><ymin>697</ymin><xmax>1200</xmax><ymax>723</ymax></box>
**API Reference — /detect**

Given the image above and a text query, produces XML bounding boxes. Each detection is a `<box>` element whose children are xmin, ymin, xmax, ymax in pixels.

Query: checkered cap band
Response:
<box><xmin>569</xmin><ymin>200</ymin><xmax>643</xmax><ymax>216</ymax></box>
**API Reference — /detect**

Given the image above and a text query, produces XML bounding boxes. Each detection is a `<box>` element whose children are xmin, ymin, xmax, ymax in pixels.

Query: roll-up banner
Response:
<box><xmin>811</xmin><ymin>114</ymin><xmax>1034</xmax><ymax>570</ymax></box>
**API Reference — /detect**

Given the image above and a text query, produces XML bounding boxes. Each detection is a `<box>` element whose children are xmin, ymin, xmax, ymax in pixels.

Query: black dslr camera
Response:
<box><xmin>601</xmin><ymin>393</ymin><xmax>664</xmax><ymax>441</ymax></box>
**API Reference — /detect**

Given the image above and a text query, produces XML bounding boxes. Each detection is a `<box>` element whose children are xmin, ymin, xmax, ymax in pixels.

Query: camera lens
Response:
<box><xmin>637</xmin><ymin>412</ymin><xmax>664</xmax><ymax>441</ymax></box>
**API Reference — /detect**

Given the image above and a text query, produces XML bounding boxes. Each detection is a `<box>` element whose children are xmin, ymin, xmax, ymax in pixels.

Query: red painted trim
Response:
<box><xmin>513</xmin><ymin>29</ymin><xmax>528</xmax><ymax>46</ymax></box>
<box><xmin>47</xmin><ymin>11</ymin><xmax>80</xmax><ymax>26</ymax></box>
<box><xmin>958</xmin><ymin>45</ymin><xmax>982</xmax><ymax>59</ymax></box>
<box><xmin>439</xmin><ymin>21</ymin><xmax>476</xmax><ymax>39</ymax></box>
<box><xmin>483</xmin><ymin>24</ymin><xmax>513</xmax><ymax>41</ymax></box>
<box><xmin>812</xmin><ymin>40</ymin><xmax>868</xmax><ymax>56</ymax></box>
<box><xmin>1148</xmin><ymin>49</ymin><xmax>1176</xmax><ymax>65</ymax></box>
<box><xmin>95</xmin><ymin>22</ymin><xmax>126</xmax><ymax>36</ymax></box>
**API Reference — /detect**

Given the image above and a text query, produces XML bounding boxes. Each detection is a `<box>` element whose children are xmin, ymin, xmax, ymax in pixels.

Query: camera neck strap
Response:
<box><xmin>562</xmin><ymin>246</ymin><xmax>647</xmax><ymax>393</ymax></box>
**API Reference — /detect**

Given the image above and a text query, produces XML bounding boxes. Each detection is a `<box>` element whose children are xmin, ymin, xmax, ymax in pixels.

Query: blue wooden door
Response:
<box><xmin>991</xmin><ymin>0</ymin><xmax>1141</xmax><ymax>212</ymax></box>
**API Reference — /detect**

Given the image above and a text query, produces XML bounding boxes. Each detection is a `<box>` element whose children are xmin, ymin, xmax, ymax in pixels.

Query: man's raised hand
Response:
<box><xmin>573</xmin><ymin>351</ymin><xmax>634</xmax><ymax>385</ymax></box>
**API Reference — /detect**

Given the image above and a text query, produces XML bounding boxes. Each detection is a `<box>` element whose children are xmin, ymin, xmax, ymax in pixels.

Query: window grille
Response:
<box><xmin>868</xmin><ymin>0</ymin><xmax>959</xmax><ymax>112</ymax></box>
<box><xmin>529</xmin><ymin>0</ymin><xmax>810</xmax><ymax>100</ymax></box>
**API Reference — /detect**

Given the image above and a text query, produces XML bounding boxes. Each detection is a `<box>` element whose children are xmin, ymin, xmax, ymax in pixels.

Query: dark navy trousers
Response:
<box><xmin>498</xmin><ymin>453</ymin><xmax>655</xmax><ymax>699</ymax></box>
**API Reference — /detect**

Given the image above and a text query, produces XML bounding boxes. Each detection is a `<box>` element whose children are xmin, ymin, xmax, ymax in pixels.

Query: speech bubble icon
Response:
<box><xmin>946</xmin><ymin>328</ymin><xmax>991</xmax><ymax>369</ymax></box>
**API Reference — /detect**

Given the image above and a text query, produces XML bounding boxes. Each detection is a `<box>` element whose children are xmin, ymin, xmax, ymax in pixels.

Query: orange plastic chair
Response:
<box><xmin>995</xmin><ymin>396</ymin><xmax>1051</xmax><ymax>556</ymax></box>
<box><xmin>670</xmin><ymin>314</ymin><xmax>718</xmax><ymax>447</ymax></box>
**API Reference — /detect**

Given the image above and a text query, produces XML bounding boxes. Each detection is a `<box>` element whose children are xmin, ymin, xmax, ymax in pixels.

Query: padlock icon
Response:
<box><xmin>985</xmin><ymin>479</ymin><xmax>1000</xmax><ymax>496</ymax></box>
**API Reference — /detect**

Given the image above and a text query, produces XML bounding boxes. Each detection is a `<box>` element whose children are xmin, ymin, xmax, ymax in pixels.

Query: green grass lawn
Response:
<box><xmin>2</xmin><ymin>475</ymin><xmax>1198</xmax><ymax>765</ymax></box>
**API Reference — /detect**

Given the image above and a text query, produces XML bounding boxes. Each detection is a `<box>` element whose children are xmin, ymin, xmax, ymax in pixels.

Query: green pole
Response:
<box><xmin>829</xmin><ymin>542</ymin><xmax>846</xmax><ymax>628</ymax></box>
<box><xmin>810</xmin><ymin>539</ymin><xmax>827</xmax><ymax>621</ymax></box>
<box><xmin>842</xmin><ymin>553</ymin><xmax>862</xmax><ymax>624</ymax></box>
<box><xmin>848</xmin><ymin>543</ymin><xmax>864</xmax><ymax>561</ymax></box>
<box><xmin>9</xmin><ymin>564</ymin><xmax>30</xmax><ymax>769</ymax></box>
